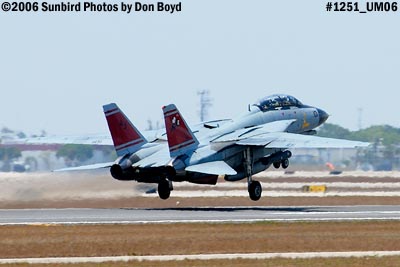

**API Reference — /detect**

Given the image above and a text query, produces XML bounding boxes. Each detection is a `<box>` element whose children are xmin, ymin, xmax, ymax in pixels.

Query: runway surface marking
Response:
<box><xmin>1</xmin><ymin>205</ymin><xmax>400</xmax><ymax>225</ymax></box>
<box><xmin>1</xmin><ymin>251</ymin><xmax>400</xmax><ymax>264</ymax></box>
<box><xmin>156</xmin><ymin>190</ymin><xmax>400</xmax><ymax>197</ymax></box>
<box><xmin>174</xmin><ymin>182</ymin><xmax>400</xmax><ymax>188</ymax></box>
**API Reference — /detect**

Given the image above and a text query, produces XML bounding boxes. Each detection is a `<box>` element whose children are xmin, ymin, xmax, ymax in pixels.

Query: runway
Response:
<box><xmin>1</xmin><ymin>205</ymin><xmax>400</xmax><ymax>225</ymax></box>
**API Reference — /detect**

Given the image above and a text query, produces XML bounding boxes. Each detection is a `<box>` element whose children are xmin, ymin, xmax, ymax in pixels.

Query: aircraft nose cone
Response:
<box><xmin>317</xmin><ymin>108</ymin><xmax>329</xmax><ymax>125</ymax></box>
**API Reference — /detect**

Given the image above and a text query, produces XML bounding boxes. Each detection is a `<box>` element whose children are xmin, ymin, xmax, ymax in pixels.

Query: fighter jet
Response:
<box><xmin>102</xmin><ymin>94</ymin><xmax>368</xmax><ymax>200</ymax></box>
<box><xmin>23</xmin><ymin>94</ymin><xmax>368</xmax><ymax>200</ymax></box>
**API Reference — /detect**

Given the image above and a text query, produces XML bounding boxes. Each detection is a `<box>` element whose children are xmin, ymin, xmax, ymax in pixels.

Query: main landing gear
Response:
<box><xmin>158</xmin><ymin>179</ymin><xmax>173</xmax><ymax>200</ymax></box>
<box><xmin>271</xmin><ymin>151</ymin><xmax>291</xmax><ymax>169</ymax></box>
<box><xmin>244</xmin><ymin>148</ymin><xmax>262</xmax><ymax>201</ymax></box>
<box><xmin>273</xmin><ymin>158</ymin><xmax>289</xmax><ymax>169</ymax></box>
<box><xmin>248</xmin><ymin>180</ymin><xmax>262</xmax><ymax>201</ymax></box>
<box><xmin>245</xmin><ymin>149</ymin><xmax>292</xmax><ymax>201</ymax></box>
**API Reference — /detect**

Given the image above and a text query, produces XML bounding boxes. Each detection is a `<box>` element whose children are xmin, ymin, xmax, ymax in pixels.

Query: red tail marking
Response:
<box><xmin>164</xmin><ymin>109</ymin><xmax>194</xmax><ymax>152</ymax></box>
<box><xmin>106</xmin><ymin>111</ymin><xmax>142</xmax><ymax>148</ymax></box>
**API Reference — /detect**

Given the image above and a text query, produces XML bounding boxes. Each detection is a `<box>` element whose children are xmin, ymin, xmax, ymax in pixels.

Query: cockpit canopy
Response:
<box><xmin>254</xmin><ymin>94</ymin><xmax>303</xmax><ymax>112</ymax></box>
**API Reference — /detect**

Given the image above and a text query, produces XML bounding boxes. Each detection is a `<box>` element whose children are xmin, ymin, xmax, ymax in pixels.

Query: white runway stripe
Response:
<box><xmin>257</xmin><ymin>171</ymin><xmax>400</xmax><ymax>178</ymax></box>
<box><xmin>149</xmin><ymin>190</ymin><xmax>400</xmax><ymax>198</ymax></box>
<box><xmin>174</xmin><ymin>182</ymin><xmax>400</xmax><ymax>189</ymax></box>
<box><xmin>1</xmin><ymin>251</ymin><xmax>400</xmax><ymax>264</ymax></box>
<box><xmin>264</xmin><ymin>182</ymin><xmax>400</xmax><ymax>189</ymax></box>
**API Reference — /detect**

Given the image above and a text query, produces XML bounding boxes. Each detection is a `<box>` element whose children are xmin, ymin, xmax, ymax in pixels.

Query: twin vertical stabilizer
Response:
<box><xmin>163</xmin><ymin>104</ymin><xmax>199</xmax><ymax>158</ymax></box>
<box><xmin>103</xmin><ymin>103</ymin><xmax>147</xmax><ymax>157</ymax></box>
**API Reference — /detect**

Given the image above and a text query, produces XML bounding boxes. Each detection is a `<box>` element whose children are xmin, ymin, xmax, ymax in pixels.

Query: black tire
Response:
<box><xmin>158</xmin><ymin>180</ymin><xmax>171</xmax><ymax>200</ymax></box>
<box><xmin>281</xmin><ymin>159</ymin><xmax>289</xmax><ymax>169</ymax></box>
<box><xmin>248</xmin><ymin>181</ymin><xmax>262</xmax><ymax>201</ymax></box>
<box><xmin>273</xmin><ymin>161</ymin><xmax>280</xmax><ymax>169</ymax></box>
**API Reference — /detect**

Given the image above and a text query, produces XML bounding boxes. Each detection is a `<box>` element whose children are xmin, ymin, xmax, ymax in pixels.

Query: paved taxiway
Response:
<box><xmin>1</xmin><ymin>205</ymin><xmax>400</xmax><ymax>225</ymax></box>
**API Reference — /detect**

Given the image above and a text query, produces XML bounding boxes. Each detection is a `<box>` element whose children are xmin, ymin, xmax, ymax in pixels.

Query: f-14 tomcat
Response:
<box><xmin>28</xmin><ymin>94</ymin><xmax>369</xmax><ymax>200</ymax></box>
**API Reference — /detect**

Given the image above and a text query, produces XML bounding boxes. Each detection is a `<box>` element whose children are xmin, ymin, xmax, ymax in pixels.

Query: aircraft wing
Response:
<box><xmin>235</xmin><ymin>132</ymin><xmax>369</xmax><ymax>148</ymax></box>
<box><xmin>211</xmin><ymin>120</ymin><xmax>295</xmax><ymax>143</ymax></box>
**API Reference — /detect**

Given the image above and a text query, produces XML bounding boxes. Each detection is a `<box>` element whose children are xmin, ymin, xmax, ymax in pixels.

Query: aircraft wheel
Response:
<box><xmin>248</xmin><ymin>181</ymin><xmax>262</xmax><ymax>201</ymax></box>
<box><xmin>273</xmin><ymin>162</ymin><xmax>280</xmax><ymax>169</ymax></box>
<box><xmin>158</xmin><ymin>180</ymin><xmax>171</xmax><ymax>200</ymax></box>
<box><xmin>281</xmin><ymin>159</ymin><xmax>289</xmax><ymax>169</ymax></box>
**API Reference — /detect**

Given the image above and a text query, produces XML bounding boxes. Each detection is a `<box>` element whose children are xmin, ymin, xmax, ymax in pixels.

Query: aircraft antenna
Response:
<box><xmin>197</xmin><ymin>90</ymin><xmax>213</xmax><ymax>122</ymax></box>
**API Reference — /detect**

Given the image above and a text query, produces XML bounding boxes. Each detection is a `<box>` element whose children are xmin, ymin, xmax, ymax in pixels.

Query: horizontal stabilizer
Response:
<box><xmin>132</xmin><ymin>147</ymin><xmax>171</xmax><ymax>168</ymax></box>
<box><xmin>54</xmin><ymin>162</ymin><xmax>114</xmax><ymax>172</ymax></box>
<box><xmin>185</xmin><ymin>161</ymin><xmax>237</xmax><ymax>175</ymax></box>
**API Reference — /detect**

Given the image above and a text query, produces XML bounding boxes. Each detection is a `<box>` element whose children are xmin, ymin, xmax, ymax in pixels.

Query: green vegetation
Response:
<box><xmin>318</xmin><ymin>123</ymin><xmax>400</xmax><ymax>145</ymax></box>
<box><xmin>0</xmin><ymin>146</ymin><xmax>22</xmax><ymax>171</ymax></box>
<box><xmin>56</xmin><ymin>144</ymin><xmax>94</xmax><ymax>166</ymax></box>
<box><xmin>1</xmin><ymin>127</ymin><xmax>27</xmax><ymax>139</ymax></box>
<box><xmin>0</xmin><ymin>146</ymin><xmax>22</xmax><ymax>161</ymax></box>
<box><xmin>318</xmin><ymin>123</ymin><xmax>400</xmax><ymax>170</ymax></box>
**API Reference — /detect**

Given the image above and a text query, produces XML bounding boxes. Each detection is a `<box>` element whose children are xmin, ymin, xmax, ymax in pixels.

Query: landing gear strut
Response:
<box><xmin>244</xmin><ymin>148</ymin><xmax>262</xmax><ymax>201</ymax></box>
<box><xmin>158</xmin><ymin>179</ymin><xmax>173</xmax><ymax>200</ymax></box>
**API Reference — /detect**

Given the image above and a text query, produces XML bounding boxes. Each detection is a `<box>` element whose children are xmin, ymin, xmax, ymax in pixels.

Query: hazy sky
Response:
<box><xmin>1</xmin><ymin>1</ymin><xmax>399</xmax><ymax>135</ymax></box>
